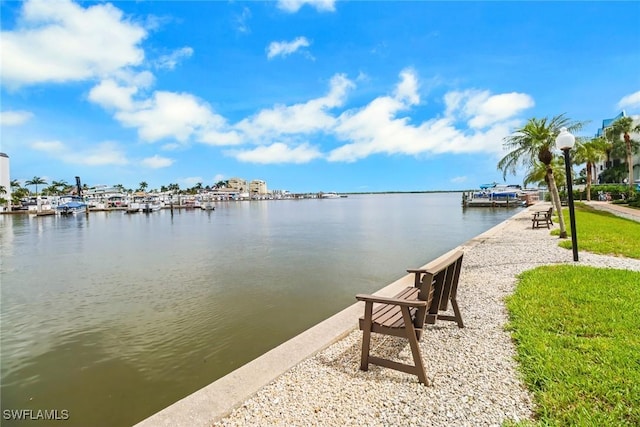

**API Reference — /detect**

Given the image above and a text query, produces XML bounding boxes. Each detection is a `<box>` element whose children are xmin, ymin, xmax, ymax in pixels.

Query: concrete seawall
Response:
<box><xmin>135</xmin><ymin>207</ymin><xmax>534</xmax><ymax>427</ymax></box>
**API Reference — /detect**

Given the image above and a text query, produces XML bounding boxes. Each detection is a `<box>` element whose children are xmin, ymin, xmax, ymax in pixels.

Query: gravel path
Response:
<box><xmin>213</xmin><ymin>205</ymin><xmax>640</xmax><ymax>427</ymax></box>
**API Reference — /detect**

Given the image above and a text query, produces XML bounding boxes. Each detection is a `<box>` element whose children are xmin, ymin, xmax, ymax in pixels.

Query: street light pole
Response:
<box><xmin>556</xmin><ymin>127</ymin><xmax>579</xmax><ymax>262</ymax></box>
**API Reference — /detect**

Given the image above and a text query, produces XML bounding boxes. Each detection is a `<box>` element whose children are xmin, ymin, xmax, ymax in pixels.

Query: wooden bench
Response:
<box><xmin>532</xmin><ymin>207</ymin><xmax>554</xmax><ymax>229</ymax></box>
<box><xmin>356</xmin><ymin>249</ymin><xmax>464</xmax><ymax>384</ymax></box>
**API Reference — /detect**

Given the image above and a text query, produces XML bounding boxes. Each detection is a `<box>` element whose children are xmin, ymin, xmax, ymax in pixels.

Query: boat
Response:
<box><xmin>200</xmin><ymin>200</ymin><xmax>215</xmax><ymax>210</ymax></box>
<box><xmin>320</xmin><ymin>192</ymin><xmax>341</xmax><ymax>199</ymax></box>
<box><xmin>56</xmin><ymin>196</ymin><xmax>87</xmax><ymax>215</ymax></box>
<box><xmin>462</xmin><ymin>184</ymin><xmax>530</xmax><ymax>208</ymax></box>
<box><xmin>141</xmin><ymin>198</ymin><xmax>162</xmax><ymax>213</ymax></box>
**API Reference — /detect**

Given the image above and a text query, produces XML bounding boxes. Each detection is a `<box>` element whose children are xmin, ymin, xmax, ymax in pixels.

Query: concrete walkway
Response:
<box><xmin>583</xmin><ymin>200</ymin><xmax>640</xmax><ymax>222</ymax></box>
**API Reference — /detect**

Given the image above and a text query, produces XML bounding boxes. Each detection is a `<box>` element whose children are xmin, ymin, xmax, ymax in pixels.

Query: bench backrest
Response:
<box><xmin>413</xmin><ymin>249</ymin><xmax>464</xmax><ymax>328</ymax></box>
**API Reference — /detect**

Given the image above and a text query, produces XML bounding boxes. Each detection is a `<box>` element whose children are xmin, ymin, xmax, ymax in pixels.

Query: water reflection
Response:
<box><xmin>1</xmin><ymin>194</ymin><xmax>520</xmax><ymax>426</ymax></box>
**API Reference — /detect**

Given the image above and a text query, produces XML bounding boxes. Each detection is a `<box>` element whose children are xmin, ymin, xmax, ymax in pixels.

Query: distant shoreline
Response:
<box><xmin>344</xmin><ymin>190</ymin><xmax>464</xmax><ymax>195</ymax></box>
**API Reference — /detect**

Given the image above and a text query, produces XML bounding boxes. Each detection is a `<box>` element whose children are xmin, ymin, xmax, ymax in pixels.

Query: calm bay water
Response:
<box><xmin>0</xmin><ymin>193</ymin><xmax>520</xmax><ymax>426</ymax></box>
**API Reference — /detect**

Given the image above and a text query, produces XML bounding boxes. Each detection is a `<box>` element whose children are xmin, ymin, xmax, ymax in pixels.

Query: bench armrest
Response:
<box><xmin>356</xmin><ymin>293</ymin><xmax>428</xmax><ymax>307</ymax></box>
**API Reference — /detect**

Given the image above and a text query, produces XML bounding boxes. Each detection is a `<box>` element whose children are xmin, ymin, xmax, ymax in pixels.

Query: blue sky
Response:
<box><xmin>1</xmin><ymin>0</ymin><xmax>639</xmax><ymax>193</ymax></box>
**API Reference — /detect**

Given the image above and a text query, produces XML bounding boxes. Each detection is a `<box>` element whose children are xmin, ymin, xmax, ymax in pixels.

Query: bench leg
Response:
<box><xmin>450</xmin><ymin>298</ymin><xmax>464</xmax><ymax>328</ymax></box>
<box><xmin>401</xmin><ymin>306</ymin><xmax>429</xmax><ymax>385</ymax></box>
<box><xmin>360</xmin><ymin>302</ymin><xmax>373</xmax><ymax>371</ymax></box>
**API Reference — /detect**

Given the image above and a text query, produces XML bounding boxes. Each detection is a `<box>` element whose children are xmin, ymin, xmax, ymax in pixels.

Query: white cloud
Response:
<box><xmin>0</xmin><ymin>0</ymin><xmax>147</xmax><ymax>88</ymax></box>
<box><xmin>451</xmin><ymin>176</ymin><xmax>467</xmax><ymax>184</ymax></box>
<box><xmin>229</xmin><ymin>142</ymin><xmax>322</xmax><ymax>164</ymax></box>
<box><xmin>394</xmin><ymin>68</ymin><xmax>420</xmax><ymax>105</ymax></box>
<box><xmin>31</xmin><ymin>140</ymin><xmax>66</xmax><ymax>153</ymax></box>
<box><xmin>234</xmin><ymin>7</ymin><xmax>252</xmax><ymax>34</ymax></box>
<box><xmin>113</xmin><ymin>91</ymin><xmax>236</xmax><ymax>144</ymax></box>
<box><xmin>141</xmin><ymin>155</ymin><xmax>173</xmax><ymax>168</ymax></box>
<box><xmin>88</xmin><ymin>79</ymin><xmax>138</xmax><ymax>111</ymax></box>
<box><xmin>235</xmin><ymin>73</ymin><xmax>354</xmax><ymax>140</ymax></box>
<box><xmin>155</xmin><ymin>47</ymin><xmax>194</xmax><ymax>70</ymax></box>
<box><xmin>277</xmin><ymin>0</ymin><xmax>336</xmax><ymax>13</ymax></box>
<box><xmin>327</xmin><ymin>70</ymin><xmax>532</xmax><ymax>162</ymax></box>
<box><xmin>617</xmin><ymin>90</ymin><xmax>640</xmax><ymax>110</ymax></box>
<box><xmin>0</xmin><ymin>110</ymin><xmax>34</xmax><ymax>126</ymax></box>
<box><xmin>267</xmin><ymin>36</ymin><xmax>310</xmax><ymax>59</ymax></box>
<box><xmin>445</xmin><ymin>90</ymin><xmax>534</xmax><ymax>129</ymax></box>
<box><xmin>31</xmin><ymin>140</ymin><xmax>128</xmax><ymax>166</ymax></box>
<box><xmin>88</xmin><ymin>76</ymin><xmax>242</xmax><ymax>146</ymax></box>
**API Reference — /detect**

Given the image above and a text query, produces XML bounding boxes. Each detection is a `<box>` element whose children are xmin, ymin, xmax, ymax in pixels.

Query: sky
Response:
<box><xmin>1</xmin><ymin>0</ymin><xmax>639</xmax><ymax>193</ymax></box>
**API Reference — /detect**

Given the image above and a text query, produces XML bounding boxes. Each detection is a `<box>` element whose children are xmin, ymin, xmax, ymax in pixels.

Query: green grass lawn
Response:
<box><xmin>506</xmin><ymin>265</ymin><xmax>640</xmax><ymax>426</ymax></box>
<box><xmin>552</xmin><ymin>203</ymin><xmax>640</xmax><ymax>259</ymax></box>
<box><xmin>508</xmin><ymin>207</ymin><xmax>640</xmax><ymax>425</ymax></box>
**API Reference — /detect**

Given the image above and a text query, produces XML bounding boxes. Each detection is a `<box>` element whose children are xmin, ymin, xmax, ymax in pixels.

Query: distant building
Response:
<box><xmin>227</xmin><ymin>177</ymin><xmax>248</xmax><ymax>192</ymax></box>
<box><xmin>594</xmin><ymin>111</ymin><xmax>640</xmax><ymax>185</ymax></box>
<box><xmin>0</xmin><ymin>152</ymin><xmax>11</xmax><ymax>211</ymax></box>
<box><xmin>249</xmin><ymin>179</ymin><xmax>267</xmax><ymax>195</ymax></box>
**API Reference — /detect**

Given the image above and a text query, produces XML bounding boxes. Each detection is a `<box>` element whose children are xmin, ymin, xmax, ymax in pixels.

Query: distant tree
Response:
<box><xmin>138</xmin><ymin>181</ymin><xmax>148</xmax><ymax>192</ymax></box>
<box><xmin>574</xmin><ymin>137</ymin><xmax>608</xmax><ymax>201</ymax></box>
<box><xmin>42</xmin><ymin>184</ymin><xmax>57</xmax><ymax>196</ymax></box>
<box><xmin>25</xmin><ymin>176</ymin><xmax>47</xmax><ymax>197</ymax></box>
<box><xmin>605</xmin><ymin>117</ymin><xmax>640</xmax><ymax>191</ymax></box>
<box><xmin>51</xmin><ymin>180</ymin><xmax>70</xmax><ymax>195</ymax></box>
<box><xmin>498</xmin><ymin>114</ymin><xmax>585</xmax><ymax>238</ymax></box>
<box><xmin>9</xmin><ymin>181</ymin><xmax>29</xmax><ymax>206</ymax></box>
<box><xmin>0</xmin><ymin>185</ymin><xmax>7</xmax><ymax>208</ymax></box>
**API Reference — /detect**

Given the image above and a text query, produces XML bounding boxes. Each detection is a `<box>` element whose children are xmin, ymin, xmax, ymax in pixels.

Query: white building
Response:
<box><xmin>0</xmin><ymin>153</ymin><xmax>11</xmax><ymax>211</ymax></box>
<box><xmin>594</xmin><ymin>111</ymin><xmax>640</xmax><ymax>186</ymax></box>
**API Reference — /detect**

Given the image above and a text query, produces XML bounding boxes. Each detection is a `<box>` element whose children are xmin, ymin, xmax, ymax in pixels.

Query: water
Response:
<box><xmin>0</xmin><ymin>193</ymin><xmax>520</xmax><ymax>426</ymax></box>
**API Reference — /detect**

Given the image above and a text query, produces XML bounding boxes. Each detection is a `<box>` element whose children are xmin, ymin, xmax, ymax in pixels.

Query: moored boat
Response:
<box><xmin>320</xmin><ymin>192</ymin><xmax>341</xmax><ymax>199</ymax></box>
<box><xmin>141</xmin><ymin>198</ymin><xmax>162</xmax><ymax>213</ymax></box>
<box><xmin>462</xmin><ymin>184</ymin><xmax>537</xmax><ymax>208</ymax></box>
<box><xmin>200</xmin><ymin>201</ymin><xmax>215</xmax><ymax>210</ymax></box>
<box><xmin>56</xmin><ymin>196</ymin><xmax>87</xmax><ymax>215</ymax></box>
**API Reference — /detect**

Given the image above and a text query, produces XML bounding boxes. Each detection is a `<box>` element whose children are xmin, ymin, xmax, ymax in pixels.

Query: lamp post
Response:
<box><xmin>555</xmin><ymin>127</ymin><xmax>579</xmax><ymax>262</ymax></box>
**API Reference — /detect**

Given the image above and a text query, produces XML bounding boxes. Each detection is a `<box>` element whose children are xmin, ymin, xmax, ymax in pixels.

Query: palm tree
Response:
<box><xmin>25</xmin><ymin>176</ymin><xmax>47</xmax><ymax>198</ymax></box>
<box><xmin>523</xmin><ymin>158</ymin><xmax>566</xmax><ymax>190</ymax></box>
<box><xmin>50</xmin><ymin>180</ymin><xmax>70</xmax><ymax>195</ymax></box>
<box><xmin>10</xmin><ymin>180</ymin><xmax>27</xmax><ymax>206</ymax></box>
<box><xmin>138</xmin><ymin>181</ymin><xmax>148</xmax><ymax>193</ymax></box>
<box><xmin>498</xmin><ymin>114</ymin><xmax>585</xmax><ymax>238</ymax></box>
<box><xmin>606</xmin><ymin>117</ymin><xmax>640</xmax><ymax>190</ymax></box>
<box><xmin>574</xmin><ymin>136</ymin><xmax>608</xmax><ymax>201</ymax></box>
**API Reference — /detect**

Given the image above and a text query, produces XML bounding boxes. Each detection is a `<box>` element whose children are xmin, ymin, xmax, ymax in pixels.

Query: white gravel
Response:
<box><xmin>213</xmin><ymin>205</ymin><xmax>640</xmax><ymax>427</ymax></box>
